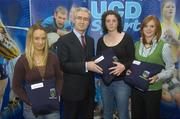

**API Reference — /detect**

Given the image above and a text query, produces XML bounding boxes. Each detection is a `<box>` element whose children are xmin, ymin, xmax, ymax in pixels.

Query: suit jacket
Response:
<box><xmin>57</xmin><ymin>32</ymin><xmax>95</xmax><ymax>101</ymax></box>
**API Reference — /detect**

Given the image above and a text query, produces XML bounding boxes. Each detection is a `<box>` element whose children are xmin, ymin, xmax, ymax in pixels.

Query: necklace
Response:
<box><xmin>35</xmin><ymin>59</ymin><xmax>41</xmax><ymax>65</ymax></box>
<box><xmin>34</xmin><ymin>55</ymin><xmax>46</xmax><ymax>81</ymax></box>
<box><xmin>141</xmin><ymin>44</ymin><xmax>153</xmax><ymax>57</ymax></box>
<box><xmin>144</xmin><ymin>44</ymin><xmax>152</xmax><ymax>49</ymax></box>
<box><xmin>34</xmin><ymin>56</ymin><xmax>44</xmax><ymax>66</ymax></box>
<box><xmin>37</xmin><ymin>66</ymin><xmax>46</xmax><ymax>81</ymax></box>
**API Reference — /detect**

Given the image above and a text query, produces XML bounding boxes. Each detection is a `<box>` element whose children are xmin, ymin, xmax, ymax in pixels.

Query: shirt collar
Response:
<box><xmin>73</xmin><ymin>29</ymin><xmax>85</xmax><ymax>39</ymax></box>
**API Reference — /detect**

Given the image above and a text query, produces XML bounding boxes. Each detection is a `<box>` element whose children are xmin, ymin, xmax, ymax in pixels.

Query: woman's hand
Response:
<box><xmin>109</xmin><ymin>62</ymin><xmax>125</xmax><ymax>76</ymax></box>
<box><xmin>148</xmin><ymin>75</ymin><xmax>158</xmax><ymax>84</ymax></box>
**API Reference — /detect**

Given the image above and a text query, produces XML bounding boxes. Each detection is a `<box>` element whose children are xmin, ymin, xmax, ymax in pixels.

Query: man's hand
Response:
<box><xmin>87</xmin><ymin>61</ymin><xmax>103</xmax><ymax>74</ymax></box>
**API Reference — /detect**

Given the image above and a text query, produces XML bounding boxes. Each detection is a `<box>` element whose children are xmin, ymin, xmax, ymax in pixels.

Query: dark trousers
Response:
<box><xmin>131</xmin><ymin>88</ymin><xmax>162</xmax><ymax>119</ymax></box>
<box><xmin>63</xmin><ymin>97</ymin><xmax>94</xmax><ymax>119</ymax></box>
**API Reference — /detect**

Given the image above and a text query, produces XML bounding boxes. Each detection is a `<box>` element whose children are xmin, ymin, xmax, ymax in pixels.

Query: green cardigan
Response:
<box><xmin>135</xmin><ymin>40</ymin><xmax>165</xmax><ymax>91</ymax></box>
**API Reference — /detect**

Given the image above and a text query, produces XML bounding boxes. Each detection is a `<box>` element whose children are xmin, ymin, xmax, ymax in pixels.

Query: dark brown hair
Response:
<box><xmin>101</xmin><ymin>10</ymin><xmax>122</xmax><ymax>34</ymax></box>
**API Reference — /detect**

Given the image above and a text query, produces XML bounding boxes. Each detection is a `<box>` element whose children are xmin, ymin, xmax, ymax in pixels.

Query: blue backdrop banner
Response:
<box><xmin>0</xmin><ymin>0</ymin><xmax>180</xmax><ymax>119</ymax></box>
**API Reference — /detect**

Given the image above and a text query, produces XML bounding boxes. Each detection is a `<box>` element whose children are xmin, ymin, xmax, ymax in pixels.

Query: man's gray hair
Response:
<box><xmin>74</xmin><ymin>7</ymin><xmax>91</xmax><ymax>18</ymax></box>
<box><xmin>55</xmin><ymin>6</ymin><xmax>68</xmax><ymax>15</ymax></box>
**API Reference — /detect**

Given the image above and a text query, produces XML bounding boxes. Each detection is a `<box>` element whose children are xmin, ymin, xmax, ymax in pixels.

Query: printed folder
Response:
<box><xmin>25</xmin><ymin>77</ymin><xmax>59</xmax><ymax>115</ymax></box>
<box><xmin>95</xmin><ymin>48</ymin><xmax>118</xmax><ymax>85</ymax></box>
<box><xmin>124</xmin><ymin>60</ymin><xmax>164</xmax><ymax>91</ymax></box>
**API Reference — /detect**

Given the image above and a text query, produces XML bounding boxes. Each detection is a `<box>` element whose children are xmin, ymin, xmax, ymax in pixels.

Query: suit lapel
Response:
<box><xmin>70</xmin><ymin>32</ymin><xmax>85</xmax><ymax>54</ymax></box>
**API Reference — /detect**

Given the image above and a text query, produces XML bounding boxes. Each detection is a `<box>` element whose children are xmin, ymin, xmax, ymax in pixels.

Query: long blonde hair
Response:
<box><xmin>161</xmin><ymin>0</ymin><xmax>176</xmax><ymax>21</ymax></box>
<box><xmin>25</xmin><ymin>24</ymin><xmax>49</xmax><ymax>69</ymax></box>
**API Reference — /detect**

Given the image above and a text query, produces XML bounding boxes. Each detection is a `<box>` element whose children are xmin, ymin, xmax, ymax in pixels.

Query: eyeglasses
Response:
<box><xmin>76</xmin><ymin>16</ymin><xmax>89</xmax><ymax>21</ymax></box>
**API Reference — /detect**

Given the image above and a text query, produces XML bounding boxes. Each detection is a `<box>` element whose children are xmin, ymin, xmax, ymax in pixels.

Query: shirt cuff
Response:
<box><xmin>85</xmin><ymin>62</ymin><xmax>88</xmax><ymax>72</ymax></box>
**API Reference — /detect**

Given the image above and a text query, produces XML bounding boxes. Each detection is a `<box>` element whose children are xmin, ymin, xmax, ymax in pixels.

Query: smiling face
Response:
<box><xmin>32</xmin><ymin>29</ymin><xmax>47</xmax><ymax>52</ymax></box>
<box><xmin>105</xmin><ymin>14</ymin><xmax>118</xmax><ymax>32</ymax></box>
<box><xmin>143</xmin><ymin>20</ymin><xmax>156</xmax><ymax>42</ymax></box>
<box><xmin>141</xmin><ymin>15</ymin><xmax>162</xmax><ymax>44</ymax></box>
<box><xmin>74</xmin><ymin>10</ymin><xmax>90</xmax><ymax>34</ymax></box>
<box><xmin>163</xmin><ymin>1</ymin><xmax>176</xmax><ymax>19</ymax></box>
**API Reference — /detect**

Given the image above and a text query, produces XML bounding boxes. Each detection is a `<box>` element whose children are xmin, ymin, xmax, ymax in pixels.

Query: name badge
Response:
<box><xmin>31</xmin><ymin>82</ymin><xmax>44</xmax><ymax>90</ymax></box>
<box><xmin>133</xmin><ymin>60</ymin><xmax>141</xmax><ymax>65</ymax></box>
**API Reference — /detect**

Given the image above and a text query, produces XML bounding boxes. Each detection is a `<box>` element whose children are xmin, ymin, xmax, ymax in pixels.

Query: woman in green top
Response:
<box><xmin>131</xmin><ymin>15</ymin><xmax>175</xmax><ymax>119</ymax></box>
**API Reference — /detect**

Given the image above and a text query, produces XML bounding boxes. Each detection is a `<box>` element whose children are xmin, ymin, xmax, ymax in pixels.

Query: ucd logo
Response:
<box><xmin>49</xmin><ymin>88</ymin><xmax>57</xmax><ymax>99</ymax></box>
<box><xmin>139</xmin><ymin>70</ymin><xmax>150</xmax><ymax>80</ymax></box>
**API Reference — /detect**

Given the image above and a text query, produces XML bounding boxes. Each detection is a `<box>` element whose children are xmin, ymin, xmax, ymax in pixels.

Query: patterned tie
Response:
<box><xmin>81</xmin><ymin>35</ymin><xmax>86</xmax><ymax>48</ymax></box>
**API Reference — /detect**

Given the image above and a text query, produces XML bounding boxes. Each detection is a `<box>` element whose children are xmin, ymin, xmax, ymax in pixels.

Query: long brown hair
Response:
<box><xmin>140</xmin><ymin>15</ymin><xmax>162</xmax><ymax>44</ymax></box>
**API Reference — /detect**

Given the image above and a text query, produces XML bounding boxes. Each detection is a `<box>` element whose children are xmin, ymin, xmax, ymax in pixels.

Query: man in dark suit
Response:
<box><xmin>58</xmin><ymin>7</ymin><xmax>103</xmax><ymax>119</ymax></box>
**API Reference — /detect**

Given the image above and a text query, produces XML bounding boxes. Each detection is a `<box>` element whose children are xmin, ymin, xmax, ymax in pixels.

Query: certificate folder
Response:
<box><xmin>95</xmin><ymin>48</ymin><xmax>118</xmax><ymax>85</ymax></box>
<box><xmin>124</xmin><ymin>60</ymin><xmax>164</xmax><ymax>91</ymax></box>
<box><xmin>25</xmin><ymin>78</ymin><xmax>59</xmax><ymax>115</ymax></box>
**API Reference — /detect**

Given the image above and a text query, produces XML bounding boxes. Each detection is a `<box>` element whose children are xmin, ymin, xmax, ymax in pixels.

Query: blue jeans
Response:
<box><xmin>100</xmin><ymin>79</ymin><xmax>131</xmax><ymax>119</ymax></box>
<box><xmin>23</xmin><ymin>103</ymin><xmax>60</xmax><ymax>119</ymax></box>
